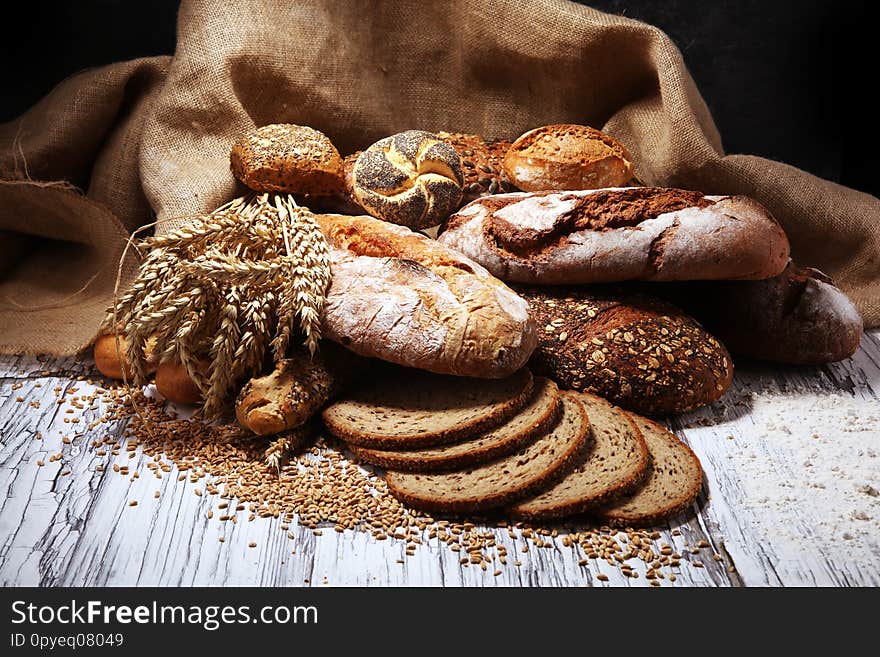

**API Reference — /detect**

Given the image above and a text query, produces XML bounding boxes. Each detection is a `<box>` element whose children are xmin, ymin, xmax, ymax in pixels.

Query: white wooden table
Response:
<box><xmin>1</xmin><ymin>331</ymin><xmax>878</xmax><ymax>587</ymax></box>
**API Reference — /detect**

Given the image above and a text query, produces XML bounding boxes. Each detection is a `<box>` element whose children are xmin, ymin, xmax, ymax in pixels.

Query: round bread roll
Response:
<box><xmin>93</xmin><ymin>334</ymin><xmax>157</xmax><ymax>380</ymax></box>
<box><xmin>352</xmin><ymin>130</ymin><xmax>464</xmax><ymax>228</ymax></box>
<box><xmin>502</xmin><ymin>124</ymin><xmax>634</xmax><ymax>191</ymax></box>
<box><xmin>229</xmin><ymin>124</ymin><xmax>343</xmax><ymax>195</ymax></box>
<box><xmin>155</xmin><ymin>361</ymin><xmax>204</xmax><ymax>405</ymax></box>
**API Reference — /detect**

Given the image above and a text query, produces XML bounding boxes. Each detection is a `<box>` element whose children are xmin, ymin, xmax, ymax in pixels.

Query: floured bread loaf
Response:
<box><xmin>317</xmin><ymin>213</ymin><xmax>537</xmax><ymax>378</ymax></box>
<box><xmin>352</xmin><ymin>130</ymin><xmax>464</xmax><ymax>228</ymax></box>
<box><xmin>438</xmin><ymin>187</ymin><xmax>790</xmax><ymax>284</ymax></box>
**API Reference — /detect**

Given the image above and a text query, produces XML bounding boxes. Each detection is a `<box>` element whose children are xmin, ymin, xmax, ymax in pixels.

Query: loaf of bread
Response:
<box><xmin>229</xmin><ymin>124</ymin><xmax>344</xmax><ymax>195</ymax></box>
<box><xmin>436</xmin><ymin>132</ymin><xmax>515</xmax><ymax>204</ymax></box>
<box><xmin>236</xmin><ymin>344</ymin><xmax>362</xmax><ymax>436</ymax></box>
<box><xmin>438</xmin><ymin>187</ymin><xmax>790</xmax><ymax>284</ymax></box>
<box><xmin>517</xmin><ymin>285</ymin><xmax>733</xmax><ymax>414</ymax></box>
<box><xmin>502</xmin><ymin>124</ymin><xmax>634</xmax><ymax>191</ymax></box>
<box><xmin>351</xmin><ymin>130</ymin><xmax>463</xmax><ymax>228</ymax></box>
<box><xmin>316</xmin><ymin>213</ymin><xmax>537</xmax><ymax>378</ymax></box>
<box><xmin>649</xmin><ymin>262</ymin><xmax>864</xmax><ymax>364</ymax></box>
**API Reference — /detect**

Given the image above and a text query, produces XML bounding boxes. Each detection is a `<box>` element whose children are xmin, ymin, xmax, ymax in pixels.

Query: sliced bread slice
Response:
<box><xmin>509</xmin><ymin>391</ymin><xmax>649</xmax><ymax>521</ymax></box>
<box><xmin>322</xmin><ymin>368</ymin><xmax>533</xmax><ymax>449</ymax></box>
<box><xmin>351</xmin><ymin>378</ymin><xmax>561</xmax><ymax>472</ymax></box>
<box><xmin>386</xmin><ymin>394</ymin><xmax>589</xmax><ymax>513</ymax></box>
<box><xmin>592</xmin><ymin>413</ymin><xmax>703</xmax><ymax>527</ymax></box>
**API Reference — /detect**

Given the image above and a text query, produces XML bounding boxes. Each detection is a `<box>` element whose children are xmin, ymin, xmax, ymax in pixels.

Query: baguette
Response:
<box><xmin>316</xmin><ymin>213</ymin><xmax>537</xmax><ymax>378</ymax></box>
<box><xmin>438</xmin><ymin>187</ymin><xmax>790</xmax><ymax>284</ymax></box>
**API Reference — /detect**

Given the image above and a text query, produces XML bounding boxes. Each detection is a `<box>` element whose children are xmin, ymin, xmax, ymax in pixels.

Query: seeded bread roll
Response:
<box><xmin>352</xmin><ymin>130</ymin><xmax>464</xmax><ymax>228</ymax></box>
<box><xmin>350</xmin><ymin>377</ymin><xmax>561</xmax><ymax>472</ymax></box>
<box><xmin>503</xmin><ymin>124</ymin><xmax>634</xmax><ymax>191</ymax></box>
<box><xmin>385</xmin><ymin>393</ymin><xmax>590</xmax><ymax>513</ymax></box>
<box><xmin>229</xmin><ymin>124</ymin><xmax>344</xmax><ymax>195</ymax></box>
<box><xmin>438</xmin><ymin>187</ymin><xmax>790</xmax><ymax>284</ymax></box>
<box><xmin>650</xmin><ymin>261</ymin><xmax>864</xmax><ymax>364</ymax></box>
<box><xmin>317</xmin><ymin>213</ymin><xmax>537</xmax><ymax>378</ymax></box>
<box><xmin>517</xmin><ymin>285</ymin><xmax>733</xmax><ymax>415</ymax></box>
<box><xmin>436</xmin><ymin>132</ymin><xmax>516</xmax><ymax>204</ymax></box>
<box><xmin>593</xmin><ymin>413</ymin><xmax>703</xmax><ymax>527</ymax></box>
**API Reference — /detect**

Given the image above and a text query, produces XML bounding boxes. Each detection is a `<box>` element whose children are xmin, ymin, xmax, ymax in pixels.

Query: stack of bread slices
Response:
<box><xmin>323</xmin><ymin>367</ymin><xmax>702</xmax><ymax>526</ymax></box>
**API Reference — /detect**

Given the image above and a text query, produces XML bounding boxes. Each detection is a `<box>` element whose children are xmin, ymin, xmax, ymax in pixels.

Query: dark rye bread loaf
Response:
<box><xmin>436</xmin><ymin>132</ymin><xmax>516</xmax><ymax>204</ymax></box>
<box><xmin>351</xmin><ymin>377</ymin><xmax>561</xmax><ymax>472</ymax></box>
<box><xmin>648</xmin><ymin>261</ymin><xmax>864</xmax><ymax>364</ymax></box>
<box><xmin>322</xmin><ymin>368</ymin><xmax>533</xmax><ymax>449</ymax></box>
<box><xmin>517</xmin><ymin>285</ymin><xmax>733</xmax><ymax>415</ymax></box>
<box><xmin>386</xmin><ymin>394</ymin><xmax>590</xmax><ymax>513</ymax></box>
<box><xmin>438</xmin><ymin>187</ymin><xmax>790</xmax><ymax>284</ymax></box>
<box><xmin>593</xmin><ymin>413</ymin><xmax>703</xmax><ymax>527</ymax></box>
<box><xmin>509</xmin><ymin>392</ymin><xmax>649</xmax><ymax>521</ymax></box>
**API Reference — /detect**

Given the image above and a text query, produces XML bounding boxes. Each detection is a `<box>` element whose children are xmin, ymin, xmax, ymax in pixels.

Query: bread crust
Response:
<box><xmin>438</xmin><ymin>187</ymin><xmax>790</xmax><ymax>283</ymax></box>
<box><xmin>502</xmin><ymin>124</ymin><xmax>633</xmax><ymax>191</ymax></box>
<box><xmin>155</xmin><ymin>361</ymin><xmax>203</xmax><ymax>405</ymax></box>
<box><xmin>317</xmin><ymin>213</ymin><xmax>537</xmax><ymax>378</ymax></box>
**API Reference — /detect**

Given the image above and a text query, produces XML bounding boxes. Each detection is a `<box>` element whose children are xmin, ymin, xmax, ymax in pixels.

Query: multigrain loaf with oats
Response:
<box><xmin>350</xmin><ymin>377</ymin><xmax>562</xmax><ymax>472</ymax></box>
<box><xmin>438</xmin><ymin>187</ymin><xmax>790</xmax><ymax>284</ymax></box>
<box><xmin>385</xmin><ymin>393</ymin><xmax>590</xmax><ymax>513</ymax></box>
<box><xmin>351</xmin><ymin>130</ymin><xmax>464</xmax><ymax>228</ymax></box>
<box><xmin>436</xmin><ymin>132</ymin><xmax>516</xmax><ymax>204</ymax></box>
<box><xmin>648</xmin><ymin>261</ymin><xmax>864</xmax><ymax>364</ymax></box>
<box><xmin>316</xmin><ymin>213</ymin><xmax>537</xmax><ymax>378</ymax></box>
<box><xmin>502</xmin><ymin>124</ymin><xmax>634</xmax><ymax>191</ymax></box>
<box><xmin>509</xmin><ymin>392</ymin><xmax>650</xmax><ymax>521</ymax></box>
<box><xmin>516</xmin><ymin>285</ymin><xmax>733</xmax><ymax>415</ymax></box>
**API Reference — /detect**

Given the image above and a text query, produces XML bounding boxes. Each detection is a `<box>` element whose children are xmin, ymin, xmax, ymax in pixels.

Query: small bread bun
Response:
<box><xmin>502</xmin><ymin>124</ymin><xmax>633</xmax><ymax>191</ymax></box>
<box><xmin>93</xmin><ymin>334</ymin><xmax>157</xmax><ymax>380</ymax></box>
<box><xmin>155</xmin><ymin>361</ymin><xmax>204</xmax><ymax>405</ymax></box>
<box><xmin>352</xmin><ymin>130</ymin><xmax>463</xmax><ymax>228</ymax></box>
<box><xmin>230</xmin><ymin>124</ymin><xmax>344</xmax><ymax>195</ymax></box>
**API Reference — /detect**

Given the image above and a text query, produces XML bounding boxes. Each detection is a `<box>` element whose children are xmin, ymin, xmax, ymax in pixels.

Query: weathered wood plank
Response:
<box><xmin>1</xmin><ymin>331</ymin><xmax>877</xmax><ymax>587</ymax></box>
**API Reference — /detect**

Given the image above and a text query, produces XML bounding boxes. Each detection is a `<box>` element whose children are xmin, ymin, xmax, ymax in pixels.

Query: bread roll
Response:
<box><xmin>517</xmin><ymin>285</ymin><xmax>733</xmax><ymax>415</ymax></box>
<box><xmin>155</xmin><ymin>361</ymin><xmax>203</xmax><ymax>405</ymax></box>
<box><xmin>351</xmin><ymin>130</ymin><xmax>463</xmax><ymax>228</ymax></box>
<box><xmin>93</xmin><ymin>334</ymin><xmax>157</xmax><ymax>380</ymax></box>
<box><xmin>316</xmin><ymin>213</ymin><xmax>537</xmax><ymax>378</ymax></box>
<box><xmin>650</xmin><ymin>262</ymin><xmax>864</xmax><ymax>364</ymax></box>
<box><xmin>229</xmin><ymin>124</ymin><xmax>343</xmax><ymax>195</ymax></box>
<box><xmin>438</xmin><ymin>187</ymin><xmax>790</xmax><ymax>284</ymax></box>
<box><xmin>503</xmin><ymin>124</ymin><xmax>634</xmax><ymax>191</ymax></box>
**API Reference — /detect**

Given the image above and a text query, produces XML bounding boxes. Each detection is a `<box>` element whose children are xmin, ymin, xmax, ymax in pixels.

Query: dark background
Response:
<box><xmin>1</xmin><ymin>0</ymin><xmax>877</xmax><ymax>197</ymax></box>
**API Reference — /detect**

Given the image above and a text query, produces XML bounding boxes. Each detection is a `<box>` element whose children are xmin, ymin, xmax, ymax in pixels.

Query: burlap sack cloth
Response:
<box><xmin>1</xmin><ymin>0</ymin><xmax>877</xmax><ymax>355</ymax></box>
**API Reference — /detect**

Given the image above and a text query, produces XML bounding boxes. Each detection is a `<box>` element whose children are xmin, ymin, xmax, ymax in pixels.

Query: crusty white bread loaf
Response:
<box><xmin>438</xmin><ymin>187</ymin><xmax>790</xmax><ymax>284</ymax></box>
<box><xmin>352</xmin><ymin>131</ymin><xmax>463</xmax><ymax>228</ymax></box>
<box><xmin>648</xmin><ymin>261</ymin><xmax>864</xmax><ymax>364</ymax></box>
<box><xmin>316</xmin><ymin>213</ymin><xmax>537</xmax><ymax>378</ymax></box>
<box><xmin>502</xmin><ymin>124</ymin><xmax>634</xmax><ymax>191</ymax></box>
